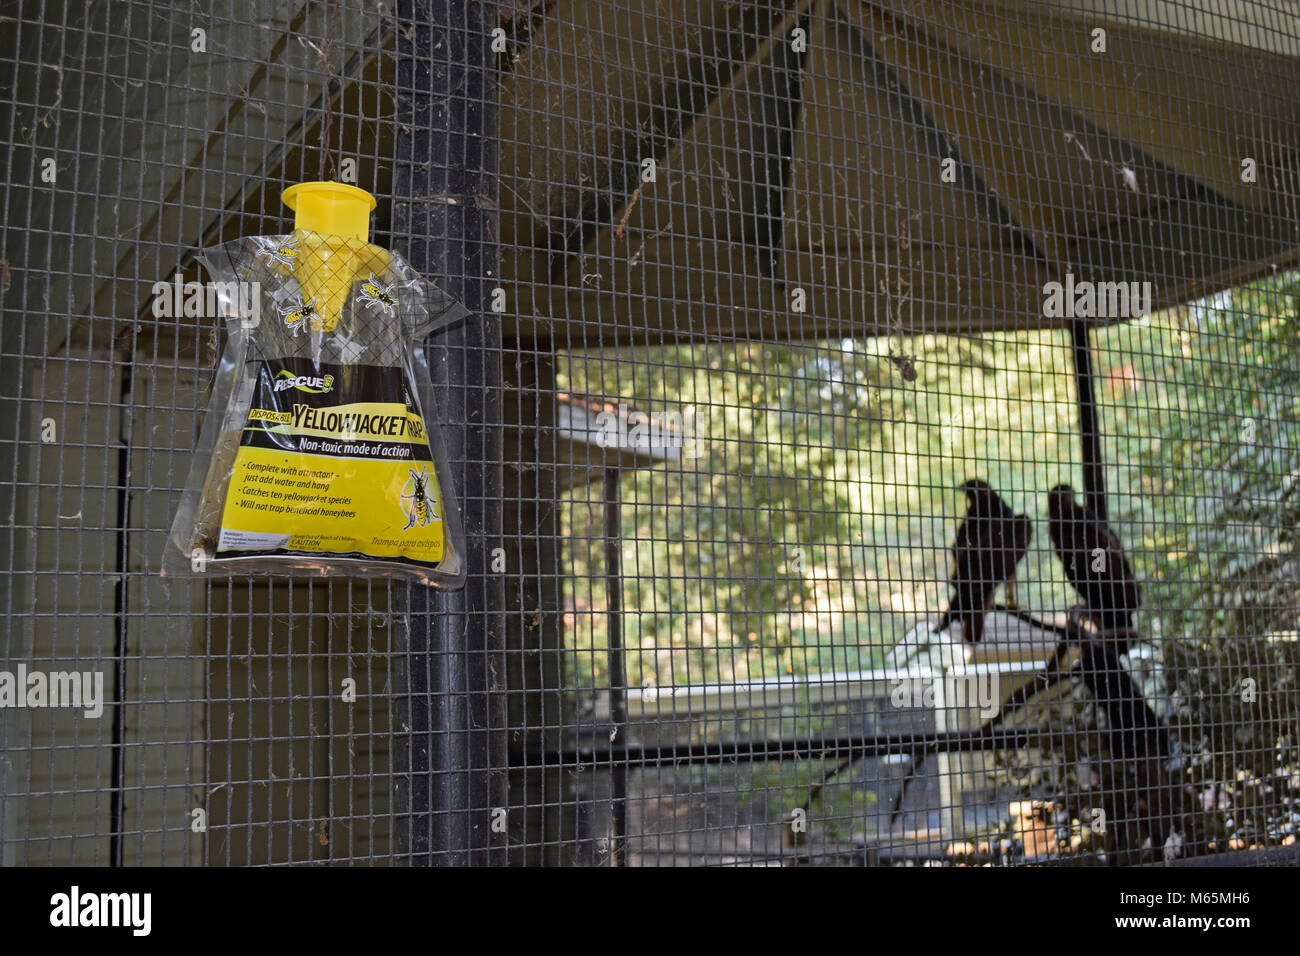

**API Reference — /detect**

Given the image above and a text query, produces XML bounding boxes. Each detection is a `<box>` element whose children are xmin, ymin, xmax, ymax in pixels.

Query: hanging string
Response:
<box><xmin>318</xmin><ymin>0</ymin><xmax>340</xmax><ymax>181</ymax></box>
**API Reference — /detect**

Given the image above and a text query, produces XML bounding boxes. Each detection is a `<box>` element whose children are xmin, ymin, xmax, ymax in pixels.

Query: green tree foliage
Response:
<box><xmin>561</xmin><ymin>330</ymin><xmax>1083</xmax><ymax>687</ymax></box>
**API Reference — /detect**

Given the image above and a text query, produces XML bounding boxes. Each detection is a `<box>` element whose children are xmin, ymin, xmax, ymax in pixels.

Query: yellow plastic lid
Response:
<box><xmin>281</xmin><ymin>181</ymin><xmax>377</xmax><ymax>241</ymax></box>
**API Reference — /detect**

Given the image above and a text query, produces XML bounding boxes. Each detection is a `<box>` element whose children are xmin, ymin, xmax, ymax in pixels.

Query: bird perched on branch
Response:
<box><xmin>1047</xmin><ymin>483</ymin><xmax>1176</xmax><ymax>853</ymax></box>
<box><xmin>1046</xmin><ymin>484</ymin><xmax>1141</xmax><ymax>641</ymax></box>
<box><xmin>933</xmin><ymin>479</ymin><xmax>1033</xmax><ymax>643</ymax></box>
<box><xmin>1046</xmin><ymin>484</ymin><xmax>1155</xmax><ymax>754</ymax></box>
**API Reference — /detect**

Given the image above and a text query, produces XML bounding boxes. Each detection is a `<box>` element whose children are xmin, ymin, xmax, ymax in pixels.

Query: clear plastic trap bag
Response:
<box><xmin>163</xmin><ymin>182</ymin><xmax>470</xmax><ymax>588</ymax></box>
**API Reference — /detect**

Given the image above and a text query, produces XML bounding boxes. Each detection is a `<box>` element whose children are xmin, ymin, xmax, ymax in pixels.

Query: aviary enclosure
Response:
<box><xmin>1</xmin><ymin>0</ymin><xmax>1298</xmax><ymax>866</ymax></box>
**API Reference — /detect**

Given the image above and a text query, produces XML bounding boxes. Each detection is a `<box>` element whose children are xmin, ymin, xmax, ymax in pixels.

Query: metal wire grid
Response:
<box><xmin>502</xmin><ymin>0</ymin><xmax>1300</xmax><ymax>866</ymax></box>
<box><xmin>1</xmin><ymin>0</ymin><xmax>1298</xmax><ymax>866</ymax></box>
<box><xmin>0</xmin><ymin>0</ymin><xmax>500</xmax><ymax>866</ymax></box>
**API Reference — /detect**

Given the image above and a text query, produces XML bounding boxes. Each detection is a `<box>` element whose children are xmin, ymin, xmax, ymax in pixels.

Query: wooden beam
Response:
<box><xmin>874</xmin><ymin>0</ymin><xmax>1299</xmax><ymax>210</ymax></box>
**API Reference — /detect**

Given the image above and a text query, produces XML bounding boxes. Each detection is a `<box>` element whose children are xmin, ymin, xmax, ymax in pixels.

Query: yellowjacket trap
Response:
<box><xmin>164</xmin><ymin>182</ymin><xmax>468</xmax><ymax>587</ymax></box>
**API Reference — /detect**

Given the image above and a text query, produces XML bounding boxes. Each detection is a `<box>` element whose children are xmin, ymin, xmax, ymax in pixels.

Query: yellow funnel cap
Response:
<box><xmin>282</xmin><ymin>181</ymin><xmax>376</xmax><ymax>241</ymax></box>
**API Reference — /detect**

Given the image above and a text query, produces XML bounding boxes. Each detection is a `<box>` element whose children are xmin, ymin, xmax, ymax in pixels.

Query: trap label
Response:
<box><xmin>216</xmin><ymin>358</ymin><xmax>444</xmax><ymax>563</ymax></box>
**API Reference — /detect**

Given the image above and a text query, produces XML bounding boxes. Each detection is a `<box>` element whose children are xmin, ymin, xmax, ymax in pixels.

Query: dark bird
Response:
<box><xmin>1047</xmin><ymin>483</ymin><xmax>1176</xmax><ymax>851</ymax></box>
<box><xmin>934</xmin><ymin>479</ymin><xmax>1033</xmax><ymax>643</ymax></box>
<box><xmin>1046</xmin><ymin>484</ymin><xmax>1141</xmax><ymax>639</ymax></box>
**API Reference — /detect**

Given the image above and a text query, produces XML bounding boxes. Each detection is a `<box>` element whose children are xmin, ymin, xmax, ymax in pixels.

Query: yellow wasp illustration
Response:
<box><xmin>358</xmin><ymin>273</ymin><xmax>397</xmax><ymax>314</ymax></box>
<box><xmin>278</xmin><ymin>296</ymin><xmax>318</xmax><ymax>334</ymax></box>
<box><xmin>254</xmin><ymin>236</ymin><xmax>299</xmax><ymax>267</ymax></box>
<box><xmin>401</xmin><ymin>468</ymin><xmax>439</xmax><ymax>531</ymax></box>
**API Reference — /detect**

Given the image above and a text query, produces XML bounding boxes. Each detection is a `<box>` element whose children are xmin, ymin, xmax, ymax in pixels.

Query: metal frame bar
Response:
<box><xmin>603</xmin><ymin>468</ymin><xmax>630</xmax><ymax>866</ymax></box>
<box><xmin>1069</xmin><ymin>318</ymin><xmax>1108</xmax><ymax>521</ymax></box>
<box><xmin>511</xmin><ymin>724</ymin><xmax>1063</xmax><ymax>771</ymax></box>
<box><xmin>392</xmin><ymin>0</ymin><xmax>505</xmax><ymax>866</ymax></box>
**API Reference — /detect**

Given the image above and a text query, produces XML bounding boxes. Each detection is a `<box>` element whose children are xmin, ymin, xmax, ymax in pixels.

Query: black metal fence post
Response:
<box><xmin>1070</xmin><ymin>318</ymin><xmax>1108</xmax><ymax>522</ymax></box>
<box><xmin>603</xmin><ymin>468</ymin><xmax>629</xmax><ymax>866</ymax></box>
<box><xmin>392</xmin><ymin>0</ymin><xmax>505</xmax><ymax>866</ymax></box>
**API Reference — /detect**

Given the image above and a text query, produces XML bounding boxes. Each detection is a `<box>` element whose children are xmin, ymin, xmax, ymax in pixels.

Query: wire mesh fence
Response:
<box><xmin>1</xmin><ymin>0</ymin><xmax>1298</xmax><ymax>866</ymax></box>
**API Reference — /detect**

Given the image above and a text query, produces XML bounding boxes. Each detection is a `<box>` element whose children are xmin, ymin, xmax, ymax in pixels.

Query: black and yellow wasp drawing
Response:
<box><xmin>253</xmin><ymin>235</ymin><xmax>299</xmax><ymax>268</ymax></box>
<box><xmin>358</xmin><ymin>273</ymin><xmax>397</xmax><ymax>314</ymax></box>
<box><xmin>401</xmin><ymin>467</ymin><xmax>439</xmax><ymax>531</ymax></box>
<box><xmin>278</xmin><ymin>297</ymin><xmax>318</xmax><ymax>334</ymax></box>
